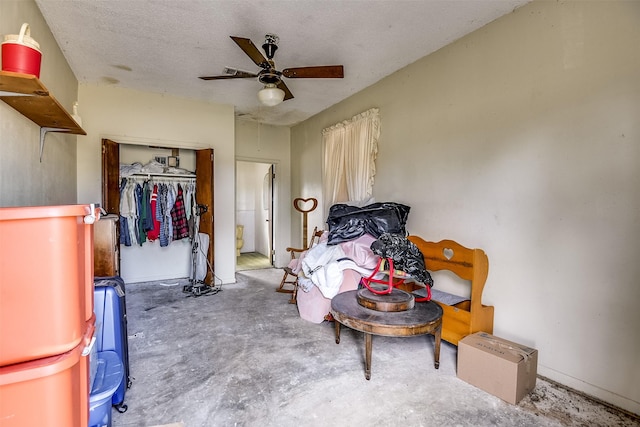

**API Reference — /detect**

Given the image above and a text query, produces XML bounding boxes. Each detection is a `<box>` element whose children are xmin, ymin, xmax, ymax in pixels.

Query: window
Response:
<box><xmin>322</xmin><ymin>108</ymin><xmax>380</xmax><ymax>211</ymax></box>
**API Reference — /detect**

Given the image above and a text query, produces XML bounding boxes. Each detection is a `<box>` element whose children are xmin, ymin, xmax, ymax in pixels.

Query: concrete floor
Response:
<box><xmin>112</xmin><ymin>268</ymin><xmax>639</xmax><ymax>427</ymax></box>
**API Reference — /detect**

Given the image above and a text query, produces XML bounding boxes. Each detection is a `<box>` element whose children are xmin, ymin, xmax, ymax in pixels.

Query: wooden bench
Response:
<box><xmin>407</xmin><ymin>236</ymin><xmax>494</xmax><ymax>346</ymax></box>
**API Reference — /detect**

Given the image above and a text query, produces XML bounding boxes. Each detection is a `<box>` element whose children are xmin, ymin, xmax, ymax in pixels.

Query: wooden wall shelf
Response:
<box><xmin>0</xmin><ymin>71</ymin><xmax>85</xmax><ymax>134</ymax></box>
<box><xmin>0</xmin><ymin>71</ymin><xmax>86</xmax><ymax>160</ymax></box>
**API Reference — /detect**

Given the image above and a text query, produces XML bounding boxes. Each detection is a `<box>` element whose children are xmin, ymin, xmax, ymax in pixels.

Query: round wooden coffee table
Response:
<box><xmin>331</xmin><ymin>289</ymin><xmax>443</xmax><ymax>380</ymax></box>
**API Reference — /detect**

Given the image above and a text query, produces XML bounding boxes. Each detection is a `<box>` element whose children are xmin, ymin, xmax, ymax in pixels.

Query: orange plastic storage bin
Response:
<box><xmin>0</xmin><ymin>204</ymin><xmax>99</xmax><ymax>366</ymax></box>
<box><xmin>0</xmin><ymin>320</ymin><xmax>94</xmax><ymax>427</ymax></box>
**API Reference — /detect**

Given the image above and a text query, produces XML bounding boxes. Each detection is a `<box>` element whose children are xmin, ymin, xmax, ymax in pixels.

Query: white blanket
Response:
<box><xmin>300</xmin><ymin>242</ymin><xmax>346</xmax><ymax>299</ymax></box>
<box><xmin>297</xmin><ymin>233</ymin><xmax>383</xmax><ymax>299</ymax></box>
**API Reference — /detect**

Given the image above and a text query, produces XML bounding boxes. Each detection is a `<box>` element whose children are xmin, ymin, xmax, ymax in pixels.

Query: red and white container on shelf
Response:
<box><xmin>1</xmin><ymin>23</ymin><xmax>42</xmax><ymax>77</ymax></box>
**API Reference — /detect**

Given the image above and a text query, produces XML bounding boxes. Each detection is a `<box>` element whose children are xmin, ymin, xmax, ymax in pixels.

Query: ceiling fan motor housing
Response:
<box><xmin>258</xmin><ymin>66</ymin><xmax>281</xmax><ymax>85</ymax></box>
<box><xmin>262</xmin><ymin>34</ymin><xmax>279</xmax><ymax>59</ymax></box>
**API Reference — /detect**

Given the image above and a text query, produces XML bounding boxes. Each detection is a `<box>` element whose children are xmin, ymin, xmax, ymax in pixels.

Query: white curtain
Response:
<box><xmin>322</xmin><ymin>108</ymin><xmax>380</xmax><ymax>212</ymax></box>
<box><xmin>322</xmin><ymin>125</ymin><xmax>347</xmax><ymax>206</ymax></box>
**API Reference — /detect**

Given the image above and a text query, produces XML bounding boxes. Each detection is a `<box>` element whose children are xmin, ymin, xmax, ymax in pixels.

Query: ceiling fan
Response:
<box><xmin>199</xmin><ymin>34</ymin><xmax>344</xmax><ymax>106</ymax></box>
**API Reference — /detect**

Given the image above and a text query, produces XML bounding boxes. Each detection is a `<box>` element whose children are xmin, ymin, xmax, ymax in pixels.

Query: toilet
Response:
<box><xmin>236</xmin><ymin>225</ymin><xmax>244</xmax><ymax>256</ymax></box>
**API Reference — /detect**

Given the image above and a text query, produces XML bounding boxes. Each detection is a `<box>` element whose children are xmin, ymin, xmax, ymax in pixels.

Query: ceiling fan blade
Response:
<box><xmin>282</xmin><ymin>65</ymin><xmax>344</xmax><ymax>79</ymax></box>
<box><xmin>231</xmin><ymin>36</ymin><xmax>269</xmax><ymax>68</ymax></box>
<box><xmin>277</xmin><ymin>80</ymin><xmax>294</xmax><ymax>101</ymax></box>
<box><xmin>199</xmin><ymin>70</ymin><xmax>257</xmax><ymax>80</ymax></box>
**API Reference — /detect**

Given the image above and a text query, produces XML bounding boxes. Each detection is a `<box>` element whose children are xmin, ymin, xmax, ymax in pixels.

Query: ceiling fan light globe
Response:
<box><xmin>258</xmin><ymin>85</ymin><xmax>285</xmax><ymax>106</ymax></box>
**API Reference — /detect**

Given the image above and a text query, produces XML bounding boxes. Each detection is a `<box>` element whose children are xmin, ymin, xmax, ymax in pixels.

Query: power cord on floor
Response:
<box><xmin>182</xmin><ymin>257</ymin><xmax>222</xmax><ymax>297</ymax></box>
<box><xmin>182</xmin><ymin>204</ymin><xmax>224</xmax><ymax>298</ymax></box>
<box><xmin>183</xmin><ymin>234</ymin><xmax>223</xmax><ymax>297</ymax></box>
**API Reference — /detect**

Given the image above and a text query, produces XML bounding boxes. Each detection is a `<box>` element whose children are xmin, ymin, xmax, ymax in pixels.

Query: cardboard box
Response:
<box><xmin>457</xmin><ymin>332</ymin><xmax>538</xmax><ymax>404</ymax></box>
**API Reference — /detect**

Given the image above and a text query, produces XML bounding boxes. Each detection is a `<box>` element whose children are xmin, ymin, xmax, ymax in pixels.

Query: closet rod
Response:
<box><xmin>126</xmin><ymin>173</ymin><xmax>196</xmax><ymax>179</ymax></box>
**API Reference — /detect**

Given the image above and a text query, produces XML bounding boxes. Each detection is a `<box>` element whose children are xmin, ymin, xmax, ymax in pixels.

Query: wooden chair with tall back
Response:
<box><xmin>277</xmin><ymin>227</ymin><xmax>324</xmax><ymax>304</ymax></box>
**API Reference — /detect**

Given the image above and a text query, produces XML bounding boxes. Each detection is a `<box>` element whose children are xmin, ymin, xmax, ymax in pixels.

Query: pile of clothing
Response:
<box><xmin>293</xmin><ymin>202</ymin><xmax>431</xmax><ymax>323</ymax></box>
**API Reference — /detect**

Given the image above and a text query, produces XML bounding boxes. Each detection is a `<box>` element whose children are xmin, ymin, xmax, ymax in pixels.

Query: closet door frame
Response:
<box><xmin>195</xmin><ymin>148</ymin><xmax>215</xmax><ymax>284</ymax></box>
<box><xmin>102</xmin><ymin>139</ymin><xmax>120</xmax><ymax>214</ymax></box>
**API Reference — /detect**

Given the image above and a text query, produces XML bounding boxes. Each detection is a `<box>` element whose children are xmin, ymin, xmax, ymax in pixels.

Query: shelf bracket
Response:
<box><xmin>40</xmin><ymin>127</ymin><xmax>72</xmax><ymax>162</ymax></box>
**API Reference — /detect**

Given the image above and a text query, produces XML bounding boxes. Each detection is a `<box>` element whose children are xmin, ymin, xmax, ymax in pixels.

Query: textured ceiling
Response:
<box><xmin>35</xmin><ymin>0</ymin><xmax>529</xmax><ymax>126</ymax></box>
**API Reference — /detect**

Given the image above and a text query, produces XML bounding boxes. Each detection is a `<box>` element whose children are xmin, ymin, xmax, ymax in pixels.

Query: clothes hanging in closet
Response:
<box><xmin>147</xmin><ymin>184</ymin><xmax>161</xmax><ymax>241</ymax></box>
<box><xmin>171</xmin><ymin>184</ymin><xmax>190</xmax><ymax>240</ymax></box>
<box><xmin>119</xmin><ymin>176</ymin><xmax>196</xmax><ymax>247</ymax></box>
<box><xmin>119</xmin><ymin>178</ymin><xmax>132</xmax><ymax>247</ymax></box>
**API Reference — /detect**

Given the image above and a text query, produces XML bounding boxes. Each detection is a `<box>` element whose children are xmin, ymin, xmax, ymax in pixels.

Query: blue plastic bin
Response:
<box><xmin>89</xmin><ymin>351</ymin><xmax>123</xmax><ymax>427</ymax></box>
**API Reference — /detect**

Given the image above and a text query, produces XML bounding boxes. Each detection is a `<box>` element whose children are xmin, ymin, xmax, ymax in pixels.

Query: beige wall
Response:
<box><xmin>291</xmin><ymin>0</ymin><xmax>640</xmax><ymax>414</ymax></box>
<box><xmin>76</xmin><ymin>84</ymin><xmax>237</xmax><ymax>283</ymax></box>
<box><xmin>0</xmin><ymin>0</ymin><xmax>78</xmax><ymax>207</ymax></box>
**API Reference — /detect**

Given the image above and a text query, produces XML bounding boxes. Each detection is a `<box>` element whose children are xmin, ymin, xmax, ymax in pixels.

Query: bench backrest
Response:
<box><xmin>408</xmin><ymin>236</ymin><xmax>489</xmax><ymax>311</ymax></box>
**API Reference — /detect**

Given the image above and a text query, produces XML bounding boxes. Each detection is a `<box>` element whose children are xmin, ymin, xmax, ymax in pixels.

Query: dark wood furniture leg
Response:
<box><xmin>365</xmin><ymin>332</ymin><xmax>372</xmax><ymax>380</ymax></box>
<box><xmin>434</xmin><ymin>324</ymin><xmax>442</xmax><ymax>369</ymax></box>
<box><xmin>335</xmin><ymin>320</ymin><xmax>341</xmax><ymax>344</ymax></box>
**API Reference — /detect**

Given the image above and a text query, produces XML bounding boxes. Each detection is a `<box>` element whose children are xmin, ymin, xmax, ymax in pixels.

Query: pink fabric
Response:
<box><xmin>297</xmin><ymin>269</ymin><xmax>361</xmax><ymax>323</ymax></box>
<box><xmin>339</xmin><ymin>234</ymin><xmax>378</xmax><ymax>268</ymax></box>
<box><xmin>296</xmin><ymin>233</ymin><xmax>380</xmax><ymax>323</ymax></box>
<box><xmin>287</xmin><ymin>257</ymin><xmax>300</xmax><ymax>272</ymax></box>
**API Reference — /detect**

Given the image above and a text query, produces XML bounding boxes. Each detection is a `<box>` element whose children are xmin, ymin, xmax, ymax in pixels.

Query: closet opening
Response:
<box><xmin>101</xmin><ymin>139</ymin><xmax>214</xmax><ymax>285</ymax></box>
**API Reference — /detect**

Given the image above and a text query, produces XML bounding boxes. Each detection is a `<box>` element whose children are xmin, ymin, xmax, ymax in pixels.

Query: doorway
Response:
<box><xmin>236</xmin><ymin>161</ymin><xmax>274</xmax><ymax>271</ymax></box>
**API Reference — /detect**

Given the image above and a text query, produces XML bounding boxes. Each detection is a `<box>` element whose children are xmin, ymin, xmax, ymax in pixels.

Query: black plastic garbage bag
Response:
<box><xmin>326</xmin><ymin>202</ymin><xmax>411</xmax><ymax>245</ymax></box>
<box><xmin>370</xmin><ymin>233</ymin><xmax>433</xmax><ymax>286</ymax></box>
